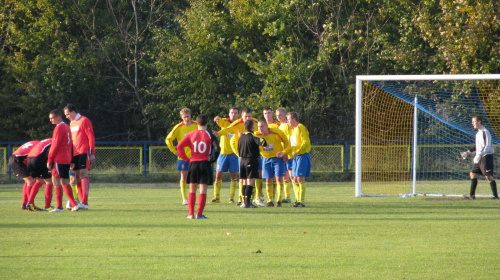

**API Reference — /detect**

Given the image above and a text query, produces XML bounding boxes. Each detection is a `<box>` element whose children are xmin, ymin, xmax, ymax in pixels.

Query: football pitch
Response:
<box><xmin>1</xmin><ymin>182</ymin><xmax>499</xmax><ymax>279</ymax></box>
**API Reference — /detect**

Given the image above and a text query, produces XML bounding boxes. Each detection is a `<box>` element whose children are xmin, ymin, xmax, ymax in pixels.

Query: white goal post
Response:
<box><xmin>355</xmin><ymin>74</ymin><xmax>500</xmax><ymax>197</ymax></box>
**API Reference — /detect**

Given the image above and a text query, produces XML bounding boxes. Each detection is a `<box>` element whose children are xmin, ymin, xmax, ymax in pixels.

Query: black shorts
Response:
<box><xmin>186</xmin><ymin>161</ymin><xmax>214</xmax><ymax>185</ymax></box>
<box><xmin>471</xmin><ymin>154</ymin><xmax>494</xmax><ymax>176</ymax></box>
<box><xmin>52</xmin><ymin>163</ymin><xmax>70</xmax><ymax>179</ymax></box>
<box><xmin>72</xmin><ymin>154</ymin><xmax>90</xmax><ymax>171</ymax></box>
<box><xmin>9</xmin><ymin>156</ymin><xmax>30</xmax><ymax>178</ymax></box>
<box><xmin>239</xmin><ymin>158</ymin><xmax>260</xmax><ymax>179</ymax></box>
<box><xmin>28</xmin><ymin>156</ymin><xmax>51</xmax><ymax>179</ymax></box>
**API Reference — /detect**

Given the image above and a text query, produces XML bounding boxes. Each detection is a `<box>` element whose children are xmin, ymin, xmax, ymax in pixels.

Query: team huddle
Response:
<box><xmin>10</xmin><ymin>104</ymin><xmax>95</xmax><ymax>212</ymax></box>
<box><xmin>165</xmin><ymin>107</ymin><xmax>311</xmax><ymax>219</ymax></box>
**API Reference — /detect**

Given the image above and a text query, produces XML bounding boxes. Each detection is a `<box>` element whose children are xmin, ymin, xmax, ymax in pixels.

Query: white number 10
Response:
<box><xmin>193</xmin><ymin>141</ymin><xmax>207</xmax><ymax>153</ymax></box>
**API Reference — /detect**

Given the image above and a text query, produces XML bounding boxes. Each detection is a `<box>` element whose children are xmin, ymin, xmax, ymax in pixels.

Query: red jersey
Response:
<box><xmin>177</xmin><ymin>130</ymin><xmax>220</xmax><ymax>163</ymax></box>
<box><xmin>12</xmin><ymin>140</ymin><xmax>39</xmax><ymax>165</ymax></box>
<box><xmin>28</xmin><ymin>138</ymin><xmax>52</xmax><ymax>158</ymax></box>
<box><xmin>48</xmin><ymin>122</ymin><xmax>72</xmax><ymax>164</ymax></box>
<box><xmin>70</xmin><ymin>114</ymin><xmax>96</xmax><ymax>156</ymax></box>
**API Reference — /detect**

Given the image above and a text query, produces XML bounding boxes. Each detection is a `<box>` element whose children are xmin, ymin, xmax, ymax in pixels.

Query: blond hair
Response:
<box><xmin>180</xmin><ymin>108</ymin><xmax>191</xmax><ymax>117</ymax></box>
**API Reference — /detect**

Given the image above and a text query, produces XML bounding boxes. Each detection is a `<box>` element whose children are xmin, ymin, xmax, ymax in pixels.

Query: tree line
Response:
<box><xmin>1</xmin><ymin>0</ymin><xmax>498</xmax><ymax>142</ymax></box>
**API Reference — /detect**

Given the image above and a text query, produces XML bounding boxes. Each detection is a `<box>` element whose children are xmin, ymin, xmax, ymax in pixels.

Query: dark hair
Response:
<box><xmin>64</xmin><ymin>104</ymin><xmax>78</xmax><ymax>113</ymax></box>
<box><xmin>50</xmin><ymin>109</ymin><xmax>63</xmax><ymax>117</ymax></box>
<box><xmin>472</xmin><ymin>115</ymin><xmax>482</xmax><ymax>124</ymax></box>
<box><xmin>286</xmin><ymin>112</ymin><xmax>299</xmax><ymax>122</ymax></box>
<box><xmin>263</xmin><ymin>107</ymin><xmax>272</xmax><ymax>111</ymax></box>
<box><xmin>242</xmin><ymin>108</ymin><xmax>252</xmax><ymax>114</ymax></box>
<box><xmin>229</xmin><ymin>107</ymin><xmax>239</xmax><ymax>112</ymax></box>
<box><xmin>196</xmin><ymin>114</ymin><xmax>208</xmax><ymax>126</ymax></box>
<box><xmin>244</xmin><ymin>119</ymin><xmax>254</xmax><ymax>132</ymax></box>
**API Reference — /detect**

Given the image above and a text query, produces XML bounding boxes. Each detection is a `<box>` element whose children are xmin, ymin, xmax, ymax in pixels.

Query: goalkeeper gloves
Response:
<box><xmin>473</xmin><ymin>155</ymin><xmax>481</xmax><ymax>164</ymax></box>
<box><xmin>460</xmin><ymin>151</ymin><xmax>468</xmax><ymax>159</ymax></box>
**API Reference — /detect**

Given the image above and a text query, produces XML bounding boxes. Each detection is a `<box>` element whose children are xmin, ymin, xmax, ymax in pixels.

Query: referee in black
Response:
<box><xmin>238</xmin><ymin>119</ymin><xmax>267</xmax><ymax>208</ymax></box>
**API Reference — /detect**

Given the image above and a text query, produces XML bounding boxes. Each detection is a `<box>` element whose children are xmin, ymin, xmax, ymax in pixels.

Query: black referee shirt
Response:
<box><xmin>238</xmin><ymin>132</ymin><xmax>266</xmax><ymax>158</ymax></box>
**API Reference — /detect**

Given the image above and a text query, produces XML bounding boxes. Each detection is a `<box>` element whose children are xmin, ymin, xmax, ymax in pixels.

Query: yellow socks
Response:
<box><xmin>276</xmin><ymin>181</ymin><xmax>283</xmax><ymax>202</ymax></box>
<box><xmin>284</xmin><ymin>181</ymin><xmax>291</xmax><ymax>200</ymax></box>
<box><xmin>70</xmin><ymin>183</ymin><xmax>79</xmax><ymax>203</ymax></box>
<box><xmin>214</xmin><ymin>180</ymin><xmax>222</xmax><ymax>200</ymax></box>
<box><xmin>266</xmin><ymin>181</ymin><xmax>274</xmax><ymax>202</ymax></box>
<box><xmin>180</xmin><ymin>181</ymin><xmax>188</xmax><ymax>201</ymax></box>
<box><xmin>255</xmin><ymin>179</ymin><xmax>263</xmax><ymax>200</ymax></box>
<box><xmin>298</xmin><ymin>182</ymin><xmax>306</xmax><ymax>203</ymax></box>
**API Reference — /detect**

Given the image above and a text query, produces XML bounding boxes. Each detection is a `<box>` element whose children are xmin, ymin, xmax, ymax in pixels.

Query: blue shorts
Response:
<box><xmin>216</xmin><ymin>154</ymin><xmax>239</xmax><ymax>173</ymax></box>
<box><xmin>262</xmin><ymin>157</ymin><xmax>286</xmax><ymax>179</ymax></box>
<box><xmin>177</xmin><ymin>159</ymin><xmax>189</xmax><ymax>171</ymax></box>
<box><xmin>292</xmin><ymin>153</ymin><xmax>311</xmax><ymax>177</ymax></box>
<box><xmin>286</xmin><ymin>160</ymin><xmax>293</xmax><ymax>170</ymax></box>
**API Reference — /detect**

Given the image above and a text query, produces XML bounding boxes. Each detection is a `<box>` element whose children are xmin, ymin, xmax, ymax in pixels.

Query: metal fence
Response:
<box><xmin>0</xmin><ymin>140</ymin><xmax>350</xmax><ymax>179</ymax></box>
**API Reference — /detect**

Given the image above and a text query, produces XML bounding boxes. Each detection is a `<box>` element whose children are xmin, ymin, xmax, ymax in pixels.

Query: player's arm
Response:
<box><xmin>296</xmin><ymin>124</ymin><xmax>311</xmax><ymax>155</ymax></box>
<box><xmin>218</xmin><ymin>119</ymin><xmax>240</xmax><ymax>136</ymax></box>
<box><xmin>272</xmin><ymin>128</ymin><xmax>291</xmax><ymax>155</ymax></box>
<box><xmin>176</xmin><ymin>136</ymin><xmax>190</xmax><ymax>162</ymax></box>
<box><xmin>215</xmin><ymin>117</ymin><xmax>231</xmax><ymax>129</ymax></box>
<box><xmin>165</xmin><ymin>125</ymin><xmax>179</xmax><ymax>154</ymax></box>
<box><xmin>47</xmin><ymin>127</ymin><xmax>60</xmax><ymax>167</ymax></box>
<box><xmin>229</xmin><ymin>133</ymin><xmax>239</xmax><ymax>157</ymax></box>
<box><xmin>83</xmin><ymin>118</ymin><xmax>96</xmax><ymax>163</ymax></box>
<box><xmin>254</xmin><ymin>134</ymin><xmax>267</xmax><ymax>147</ymax></box>
<box><xmin>209</xmin><ymin>133</ymin><xmax>221</xmax><ymax>163</ymax></box>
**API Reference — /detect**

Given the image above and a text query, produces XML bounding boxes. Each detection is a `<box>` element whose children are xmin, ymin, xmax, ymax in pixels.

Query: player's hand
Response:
<box><xmin>213</xmin><ymin>116</ymin><xmax>219</xmax><ymax>122</ymax></box>
<box><xmin>89</xmin><ymin>154</ymin><xmax>96</xmax><ymax>164</ymax></box>
<box><xmin>47</xmin><ymin>162</ymin><xmax>53</xmax><ymax>169</ymax></box>
<box><xmin>473</xmin><ymin>155</ymin><xmax>480</xmax><ymax>164</ymax></box>
<box><xmin>212</xmin><ymin>130</ymin><xmax>219</xmax><ymax>137</ymax></box>
<box><xmin>276</xmin><ymin>152</ymin><xmax>284</xmax><ymax>158</ymax></box>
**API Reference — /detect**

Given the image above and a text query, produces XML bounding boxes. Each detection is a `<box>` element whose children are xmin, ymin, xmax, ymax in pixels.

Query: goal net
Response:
<box><xmin>355</xmin><ymin>74</ymin><xmax>500</xmax><ymax>197</ymax></box>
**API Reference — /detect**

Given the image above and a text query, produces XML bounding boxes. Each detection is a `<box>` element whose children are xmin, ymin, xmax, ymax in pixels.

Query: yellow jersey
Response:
<box><xmin>219</xmin><ymin>117</ymin><xmax>258</xmax><ymax>156</ymax></box>
<box><xmin>289</xmin><ymin>123</ymin><xmax>311</xmax><ymax>156</ymax></box>
<box><xmin>215</xmin><ymin>117</ymin><xmax>236</xmax><ymax>155</ymax></box>
<box><xmin>256</xmin><ymin>127</ymin><xmax>291</xmax><ymax>158</ymax></box>
<box><xmin>165</xmin><ymin>121</ymin><xmax>198</xmax><ymax>160</ymax></box>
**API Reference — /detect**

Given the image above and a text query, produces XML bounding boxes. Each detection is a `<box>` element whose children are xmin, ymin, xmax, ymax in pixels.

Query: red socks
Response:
<box><xmin>63</xmin><ymin>185</ymin><xmax>77</xmax><ymax>207</ymax></box>
<box><xmin>22</xmin><ymin>182</ymin><xmax>28</xmax><ymax>205</ymax></box>
<box><xmin>188</xmin><ymin>192</ymin><xmax>196</xmax><ymax>217</ymax></box>
<box><xmin>44</xmin><ymin>184</ymin><xmax>53</xmax><ymax>208</ymax></box>
<box><xmin>81</xmin><ymin>177</ymin><xmax>90</xmax><ymax>205</ymax></box>
<box><xmin>197</xmin><ymin>193</ymin><xmax>207</xmax><ymax>216</ymax></box>
<box><xmin>188</xmin><ymin>193</ymin><xmax>207</xmax><ymax>217</ymax></box>
<box><xmin>55</xmin><ymin>186</ymin><xmax>63</xmax><ymax>209</ymax></box>
<box><xmin>77</xmin><ymin>182</ymin><xmax>83</xmax><ymax>202</ymax></box>
<box><xmin>28</xmin><ymin>181</ymin><xmax>43</xmax><ymax>204</ymax></box>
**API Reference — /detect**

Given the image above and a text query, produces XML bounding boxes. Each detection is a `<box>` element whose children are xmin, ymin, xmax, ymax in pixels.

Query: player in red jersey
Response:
<box><xmin>47</xmin><ymin>109</ymin><xmax>80</xmax><ymax>212</ymax></box>
<box><xmin>177</xmin><ymin>114</ymin><xmax>220</xmax><ymax>219</ymax></box>
<box><xmin>9</xmin><ymin>140</ymin><xmax>40</xmax><ymax>210</ymax></box>
<box><xmin>64</xmin><ymin>104</ymin><xmax>96</xmax><ymax>210</ymax></box>
<box><xmin>27</xmin><ymin>138</ymin><xmax>54</xmax><ymax>211</ymax></box>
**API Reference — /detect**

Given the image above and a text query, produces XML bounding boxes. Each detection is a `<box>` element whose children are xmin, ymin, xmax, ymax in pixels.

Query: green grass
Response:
<box><xmin>1</xmin><ymin>182</ymin><xmax>499</xmax><ymax>279</ymax></box>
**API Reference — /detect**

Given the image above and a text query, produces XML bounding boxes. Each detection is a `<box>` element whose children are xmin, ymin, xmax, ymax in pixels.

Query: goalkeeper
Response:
<box><xmin>461</xmin><ymin>116</ymin><xmax>499</xmax><ymax>199</ymax></box>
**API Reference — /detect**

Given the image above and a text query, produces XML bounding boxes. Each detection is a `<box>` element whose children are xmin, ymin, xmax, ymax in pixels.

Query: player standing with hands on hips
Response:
<box><xmin>177</xmin><ymin>114</ymin><xmax>220</xmax><ymax>219</ymax></box>
<box><xmin>461</xmin><ymin>116</ymin><xmax>499</xmax><ymax>199</ymax></box>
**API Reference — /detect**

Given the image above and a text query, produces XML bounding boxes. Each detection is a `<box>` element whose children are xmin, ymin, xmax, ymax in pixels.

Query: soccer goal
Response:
<box><xmin>355</xmin><ymin>74</ymin><xmax>500</xmax><ymax>197</ymax></box>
